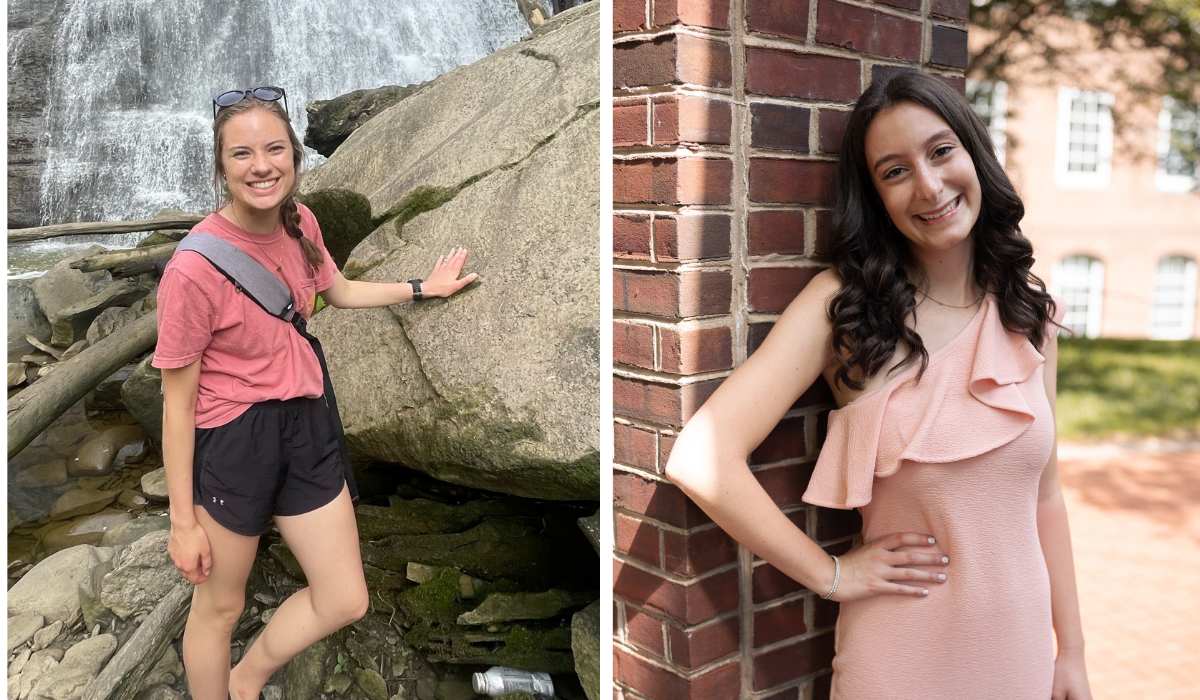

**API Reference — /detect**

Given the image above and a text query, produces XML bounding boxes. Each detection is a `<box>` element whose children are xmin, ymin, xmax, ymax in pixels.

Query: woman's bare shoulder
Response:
<box><xmin>750</xmin><ymin>267</ymin><xmax>842</xmax><ymax>364</ymax></box>
<box><xmin>776</xmin><ymin>268</ymin><xmax>842</xmax><ymax>328</ymax></box>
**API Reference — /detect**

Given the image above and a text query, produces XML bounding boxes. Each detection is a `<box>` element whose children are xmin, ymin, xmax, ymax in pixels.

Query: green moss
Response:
<box><xmin>296</xmin><ymin>189</ymin><xmax>374</xmax><ymax>268</ymax></box>
<box><xmin>136</xmin><ymin>230</ymin><xmax>188</xmax><ymax>247</ymax></box>
<box><xmin>396</xmin><ymin>567</ymin><xmax>465</xmax><ymax>624</ymax></box>
<box><xmin>372</xmin><ymin>185</ymin><xmax>460</xmax><ymax>231</ymax></box>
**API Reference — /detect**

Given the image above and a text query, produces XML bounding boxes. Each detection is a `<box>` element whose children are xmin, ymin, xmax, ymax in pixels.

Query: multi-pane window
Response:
<box><xmin>1156</xmin><ymin>97</ymin><xmax>1199</xmax><ymax>193</ymax></box>
<box><xmin>1052</xmin><ymin>255</ymin><xmax>1105</xmax><ymax>338</ymax></box>
<box><xmin>967</xmin><ymin>80</ymin><xmax>1008</xmax><ymax>167</ymax></box>
<box><xmin>1150</xmin><ymin>256</ymin><xmax>1198</xmax><ymax>339</ymax></box>
<box><xmin>1055</xmin><ymin>88</ymin><xmax>1114</xmax><ymax>190</ymax></box>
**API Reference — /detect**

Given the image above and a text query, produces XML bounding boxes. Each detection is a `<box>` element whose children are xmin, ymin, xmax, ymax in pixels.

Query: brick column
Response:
<box><xmin>612</xmin><ymin>0</ymin><xmax>968</xmax><ymax>698</ymax></box>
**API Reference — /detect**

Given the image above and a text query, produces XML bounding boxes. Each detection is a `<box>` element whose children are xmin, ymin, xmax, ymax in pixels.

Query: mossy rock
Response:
<box><xmin>396</xmin><ymin>569</ymin><xmax>575</xmax><ymax>673</ymax></box>
<box><xmin>360</xmin><ymin>518</ymin><xmax>562</xmax><ymax>587</ymax></box>
<box><xmin>296</xmin><ymin>189</ymin><xmax>374</xmax><ymax>270</ymax></box>
<box><xmin>572</xmin><ymin>601</ymin><xmax>600</xmax><ymax>700</ymax></box>
<box><xmin>304</xmin><ymin>4</ymin><xmax>600</xmax><ymax>502</ymax></box>
<box><xmin>136</xmin><ymin>230</ymin><xmax>188</xmax><ymax>247</ymax></box>
<box><xmin>355</xmin><ymin>497</ymin><xmax>526</xmax><ymax>541</ymax></box>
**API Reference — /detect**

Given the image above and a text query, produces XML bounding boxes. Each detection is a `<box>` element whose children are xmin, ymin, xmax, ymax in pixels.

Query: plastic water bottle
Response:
<box><xmin>471</xmin><ymin>666</ymin><xmax>555</xmax><ymax>697</ymax></box>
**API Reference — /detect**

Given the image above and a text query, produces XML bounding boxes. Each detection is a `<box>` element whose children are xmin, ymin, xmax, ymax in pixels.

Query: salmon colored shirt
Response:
<box><xmin>152</xmin><ymin>204</ymin><xmax>336</xmax><ymax>428</ymax></box>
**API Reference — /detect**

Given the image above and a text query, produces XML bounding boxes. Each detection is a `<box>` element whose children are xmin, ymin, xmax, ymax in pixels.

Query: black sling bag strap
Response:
<box><xmin>174</xmin><ymin>233</ymin><xmax>359</xmax><ymax>501</ymax></box>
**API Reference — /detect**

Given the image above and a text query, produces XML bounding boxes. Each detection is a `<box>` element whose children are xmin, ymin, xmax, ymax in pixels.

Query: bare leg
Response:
<box><xmin>229</xmin><ymin>485</ymin><xmax>368</xmax><ymax>700</ymax></box>
<box><xmin>182</xmin><ymin>505</ymin><xmax>260</xmax><ymax>700</ymax></box>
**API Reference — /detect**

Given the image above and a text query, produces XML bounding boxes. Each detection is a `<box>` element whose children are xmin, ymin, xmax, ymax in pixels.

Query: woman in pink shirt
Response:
<box><xmin>153</xmin><ymin>87</ymin><xmax>477</xmax><ymax>700</ymax></box>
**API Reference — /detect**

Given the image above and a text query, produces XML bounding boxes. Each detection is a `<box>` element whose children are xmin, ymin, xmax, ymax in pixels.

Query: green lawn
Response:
<box><xmin>1055</xmin><ymin>338</ymin><xmax>1200</xmax><ymax>440</ymax></box>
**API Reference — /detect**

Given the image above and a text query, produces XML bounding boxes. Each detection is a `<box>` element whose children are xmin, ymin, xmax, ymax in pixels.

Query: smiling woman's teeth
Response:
<box><xmin>918</xmin><ymin>195</ymin><xmax>959</xmax><ymax>221</ymax></box>
<box><xmin>250</xmin><ymin>179</ymin><xmax>278</xmax><ymax>189</ymax></box>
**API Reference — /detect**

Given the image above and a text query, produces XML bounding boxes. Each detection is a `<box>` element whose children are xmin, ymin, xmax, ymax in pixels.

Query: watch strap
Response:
<box><xmin>409</xmin><ymin>279</ymin><xmax>424</xmax><ymax>301</ymax></box>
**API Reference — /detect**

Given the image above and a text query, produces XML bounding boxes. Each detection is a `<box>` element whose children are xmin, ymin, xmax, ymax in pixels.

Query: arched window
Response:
<box><xmin>1052</xmin><ymin>256</ymin><xmax>1104</xmax><ymax>338</ymax></box>
<box><xmin>1150</xmin><ymin>256</ymin><xmax>1198</xmax><ymax>339</ymax></box>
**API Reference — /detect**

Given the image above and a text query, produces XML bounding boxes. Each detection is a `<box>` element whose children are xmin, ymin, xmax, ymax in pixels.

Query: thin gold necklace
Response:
<box><xmin>229</xmin><ymin>206</ymin><xmax>285</xmax><ymax>272</ymax></box>
<box><xmin>918</xmin><ymin>288</ymin><xmax>985</xmax><ymax>309</ymax></box>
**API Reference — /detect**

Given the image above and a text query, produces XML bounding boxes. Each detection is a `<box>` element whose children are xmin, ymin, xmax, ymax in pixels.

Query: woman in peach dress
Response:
<box><xmin>665</xmin><ymin>73</ymin><xmax>1093</xmax><ymax>699</ymax></box>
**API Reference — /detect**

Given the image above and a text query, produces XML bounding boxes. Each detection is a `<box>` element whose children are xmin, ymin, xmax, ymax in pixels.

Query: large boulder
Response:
<box><xmin>49</xmin><ymin>279</ymin><xmax>148</xmax><ymax>347</ymax></box>
<box><xmin>303</xmin><ymin>84</ymin><xmax>428</xmax><ymax>159</ymax></box>
<box><xmin>68</xmin><ymin>424</ymin><xmax>147</xmax><ymax>477</ymax></box>
<box><xmin>8</xmin><ymin>544</ymin><xmax>107</xmax><ymax>623</ymax></box>
<box><xmin>8</xmin><ymin>278</ymin><xmax>52</xmax><ymax>355</ymax></box>
<box><xmin>100</xmin><ymin>529</ymin><xmax>186</xmax><ymax>619</ymax></box>
<box><xmin>304</xmin><ymin>3</ymin><xmax>599</xmax><ymax>501</ymax></box>
<box><xmin>121</xmin><ymin>354</ymin><xmax>163</xmax><ymax>442</ymax></box>
<box><xmin>29</xmin><ymin>245</ymin><xmax>108</xmax><ymax>333</ymax></box>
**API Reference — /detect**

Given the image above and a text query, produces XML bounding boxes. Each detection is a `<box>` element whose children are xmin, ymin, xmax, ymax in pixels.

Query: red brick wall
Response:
<box><xmin>612</xmin><ymin>0</ymin><xmax>968</xmax><ymax>698</ymax></box>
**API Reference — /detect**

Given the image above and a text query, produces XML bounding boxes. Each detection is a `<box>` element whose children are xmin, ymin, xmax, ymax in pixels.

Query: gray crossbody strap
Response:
<box><xmin>175</xmin><ymin>233</ymin><xmax>299</xmax><ymax>323</ymax></box>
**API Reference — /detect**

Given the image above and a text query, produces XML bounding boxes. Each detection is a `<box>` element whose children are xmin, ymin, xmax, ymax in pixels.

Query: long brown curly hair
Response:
<box><xmin>211</xmin><ymin>96</ymin><xmax>324</xmax><ymax>270</ymax></box>
<box><xmin>827</xmin><ymin>72</ymin><xmax>1057</xmax><ymax>391</ymax></box>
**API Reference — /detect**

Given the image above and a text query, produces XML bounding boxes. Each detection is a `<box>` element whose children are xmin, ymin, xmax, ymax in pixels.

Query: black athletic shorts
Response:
<box><xmin>192</xmin><ymin>396</ymin><xmax>345</xmax><ymax>536</ymax></box>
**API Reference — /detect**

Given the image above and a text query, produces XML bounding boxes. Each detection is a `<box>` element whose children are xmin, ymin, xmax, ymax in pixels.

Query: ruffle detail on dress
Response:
<box><xmin>802</xmin><ymin>296</ymin><xmax>1047</xmax><ymax>509</ymax></box>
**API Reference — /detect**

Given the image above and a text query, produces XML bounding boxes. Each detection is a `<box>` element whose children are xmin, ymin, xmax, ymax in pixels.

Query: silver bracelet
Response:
<box><xmin>821</xmin><ymin>554</ymin><xmax>840</xmax><ymax>600</ymax></box>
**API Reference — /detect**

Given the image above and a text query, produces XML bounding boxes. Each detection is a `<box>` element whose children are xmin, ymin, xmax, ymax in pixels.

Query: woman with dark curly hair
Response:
<box><xmin>665</xmin><ymin>72</ymin><xmax>1092</xmax><ymax>699</ymax></box>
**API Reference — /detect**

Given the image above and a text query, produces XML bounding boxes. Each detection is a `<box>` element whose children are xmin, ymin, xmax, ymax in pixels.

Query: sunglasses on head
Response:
<box><xmin>212</xmin><ymin>86</ymin><xmax>288</xmax><ymax>119</ymax></box>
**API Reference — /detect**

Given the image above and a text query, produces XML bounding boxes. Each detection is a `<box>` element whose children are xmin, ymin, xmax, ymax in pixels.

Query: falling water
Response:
<box><xmin>35</xmin><ymin>0</ymin><xmax>529</xmax><ymax>229</ymax></box>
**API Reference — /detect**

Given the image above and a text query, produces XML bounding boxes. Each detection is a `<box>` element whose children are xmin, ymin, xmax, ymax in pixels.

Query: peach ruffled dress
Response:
<box><xmin>803</xmin><ymin>294</ymin><xmax>1065</xmax><ymax>699</ymax></box>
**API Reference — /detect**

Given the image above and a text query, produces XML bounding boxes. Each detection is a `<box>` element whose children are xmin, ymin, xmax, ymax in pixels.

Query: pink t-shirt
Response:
<box><xmin>152</xmin><ymin>204</ymin><xmax>337</xmax><ymax>428</ymax></box>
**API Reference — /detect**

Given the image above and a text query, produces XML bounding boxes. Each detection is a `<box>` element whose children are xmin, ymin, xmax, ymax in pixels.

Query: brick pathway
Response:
<box><xmin>1058</xmin><ymin>445</ymin><xmax>1200</xmax><ymax>700</ymax></box>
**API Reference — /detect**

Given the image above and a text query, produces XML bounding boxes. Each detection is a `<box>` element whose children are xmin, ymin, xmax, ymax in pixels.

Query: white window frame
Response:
<box><xmin>1149</xmin><ymin>256</ymin><xmax>1198</xmax><ymax>340</ymax></box>
<box><xmin>1155</xmin><ymin>96</ymin><xmax>1199</xmax><ymax>193</ymax></box>
<box><xmin>1054</xmin><ymin>88</ymin><xmax>1114</xmax><ymax>190</ymax></box>
<box><xmin>967</xmin><ymin>80</ymin><xmax>1008</xmax><ymax>167</ymax></box>
<box><xmin>1052</xmin><ymin>255</ymin><xmax>1105</xmax><ymax>338</ymax></box>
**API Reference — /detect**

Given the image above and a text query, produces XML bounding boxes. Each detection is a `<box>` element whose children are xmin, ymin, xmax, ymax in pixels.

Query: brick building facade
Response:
<box><xmin>612</xmin><ymin>1</ymin><xmax>968</xmax><ymax>698</ymax></box>
<box><xmin>966</xmin><ymin>24</ymin><xmax>1200</xmax><ymax>339</ymax></box>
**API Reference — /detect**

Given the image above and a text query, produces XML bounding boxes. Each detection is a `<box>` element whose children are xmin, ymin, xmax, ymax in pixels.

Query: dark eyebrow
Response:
<box><xmin>226</xmin><ymin>139</ymin><xmax>288</xmax><ymax>152</ymax></box>
<box><xmin>871</xmin><ymin>129</ymin><xmax>957</xmax><ymax>172</ymax></box>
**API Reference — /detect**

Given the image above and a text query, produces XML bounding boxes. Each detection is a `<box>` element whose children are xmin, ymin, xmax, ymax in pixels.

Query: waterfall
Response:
<box><xmin>36</xmin><ymin>0</ymin><xmax>529</xmax><ymax>229</ymax></box>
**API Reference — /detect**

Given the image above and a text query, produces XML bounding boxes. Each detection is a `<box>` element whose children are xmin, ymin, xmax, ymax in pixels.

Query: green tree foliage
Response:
<box><xmin>970</xmin><ymin>0</ymin><xmax>1199</xmax><ymax>171</ymax></box>
<box><xmin>970</xmin><ymin>0</ymin><xmax>1199</xmax><ymax>99</ymax></box>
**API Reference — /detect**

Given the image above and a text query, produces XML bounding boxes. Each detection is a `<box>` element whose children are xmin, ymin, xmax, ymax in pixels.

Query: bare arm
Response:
<box><xmin>1037</xmin><ymin>334</ymin><xmax>1093</xmax><ymax>699</ymax></box>
<box><xmin>664</xmin><ymin>269</ymin><xmax>947</xmax><ymax>600</ymax></box>
<box><xmin>320</xmin><ymin>247</ymin><xmax>478</xmax><ymax>309</ymax></box>
<box><xmin>161</xmin><ymin>360</ymin><xmax>211</xmax><ymax>585</ymax></box>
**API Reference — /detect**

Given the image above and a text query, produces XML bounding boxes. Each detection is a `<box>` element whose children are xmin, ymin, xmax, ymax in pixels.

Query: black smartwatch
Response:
<box><xmin>409</xmin><ymin>279</ymin><xmax>424</xmax><ymax>301</ymax></box>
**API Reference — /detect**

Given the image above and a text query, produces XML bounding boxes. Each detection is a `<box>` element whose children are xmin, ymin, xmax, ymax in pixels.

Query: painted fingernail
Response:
<box><xmin>922</xmin><ymin>589</ymin><xmax>929</xmax><ymax>595</ymax></box>
<box><xmin>938</xmin><ymin>574</ymin><xmax>946</xmax><ymax>581</ymax></box>
<box><xmin>941</xmin><ymin>557</ymin><xmax>949</xmax><ymax>564</ymax></box>
<box><xmin>928</xmin><ymin>537</ymin><xmax>935</xmax><ymax>544</ymax></box>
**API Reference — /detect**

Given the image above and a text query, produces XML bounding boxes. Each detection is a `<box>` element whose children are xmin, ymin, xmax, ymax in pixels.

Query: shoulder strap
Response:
<box><xmin>175</xmin><ymin>233</ymin><xmax>299</xmax><ymax>322</ymax></box>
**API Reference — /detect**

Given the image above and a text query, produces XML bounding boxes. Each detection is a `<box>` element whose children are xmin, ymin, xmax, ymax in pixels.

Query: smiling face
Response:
<box><xmin>863</xmin><ymin>101</ymin><xmax>982</xmax><ymax>257</ymax></box>
<box><xmin>217</xmin><ymin>107</ymin><xmax>297</xmax><ymax>220</ymax></box>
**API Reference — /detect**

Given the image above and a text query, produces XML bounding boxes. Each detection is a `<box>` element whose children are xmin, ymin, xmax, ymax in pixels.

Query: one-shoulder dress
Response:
<box><xmin>802</xmin><ymin>294</ymin><xmax>1066</xmax><ymax>700</ymax></box>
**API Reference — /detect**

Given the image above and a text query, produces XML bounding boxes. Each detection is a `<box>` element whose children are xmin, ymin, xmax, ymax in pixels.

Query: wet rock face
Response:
<box><xmin>305</xmin><ymin>3</ymin><xmax>600</xmax><ymax>501</ymax></box>
<box><xmin>68</xmin><ymin>425</ymin><xmax>147</xmax><ymax>477</ymax></box>
<box><xmin>7</xmin><ymin>0</ymin><xmax>63</xmax><ymax>228</ymax></box>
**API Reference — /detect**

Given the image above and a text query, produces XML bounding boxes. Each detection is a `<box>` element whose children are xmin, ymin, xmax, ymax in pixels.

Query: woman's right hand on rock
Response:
<box><xmin>168</xmin><ymin>521</ymin><xmax>212</xmax><ymax>585</ymax></box>
<box><xmin>829</xmin><ymin>532</ymin><xmax>948</xmax><ymax>601</ymax></box>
